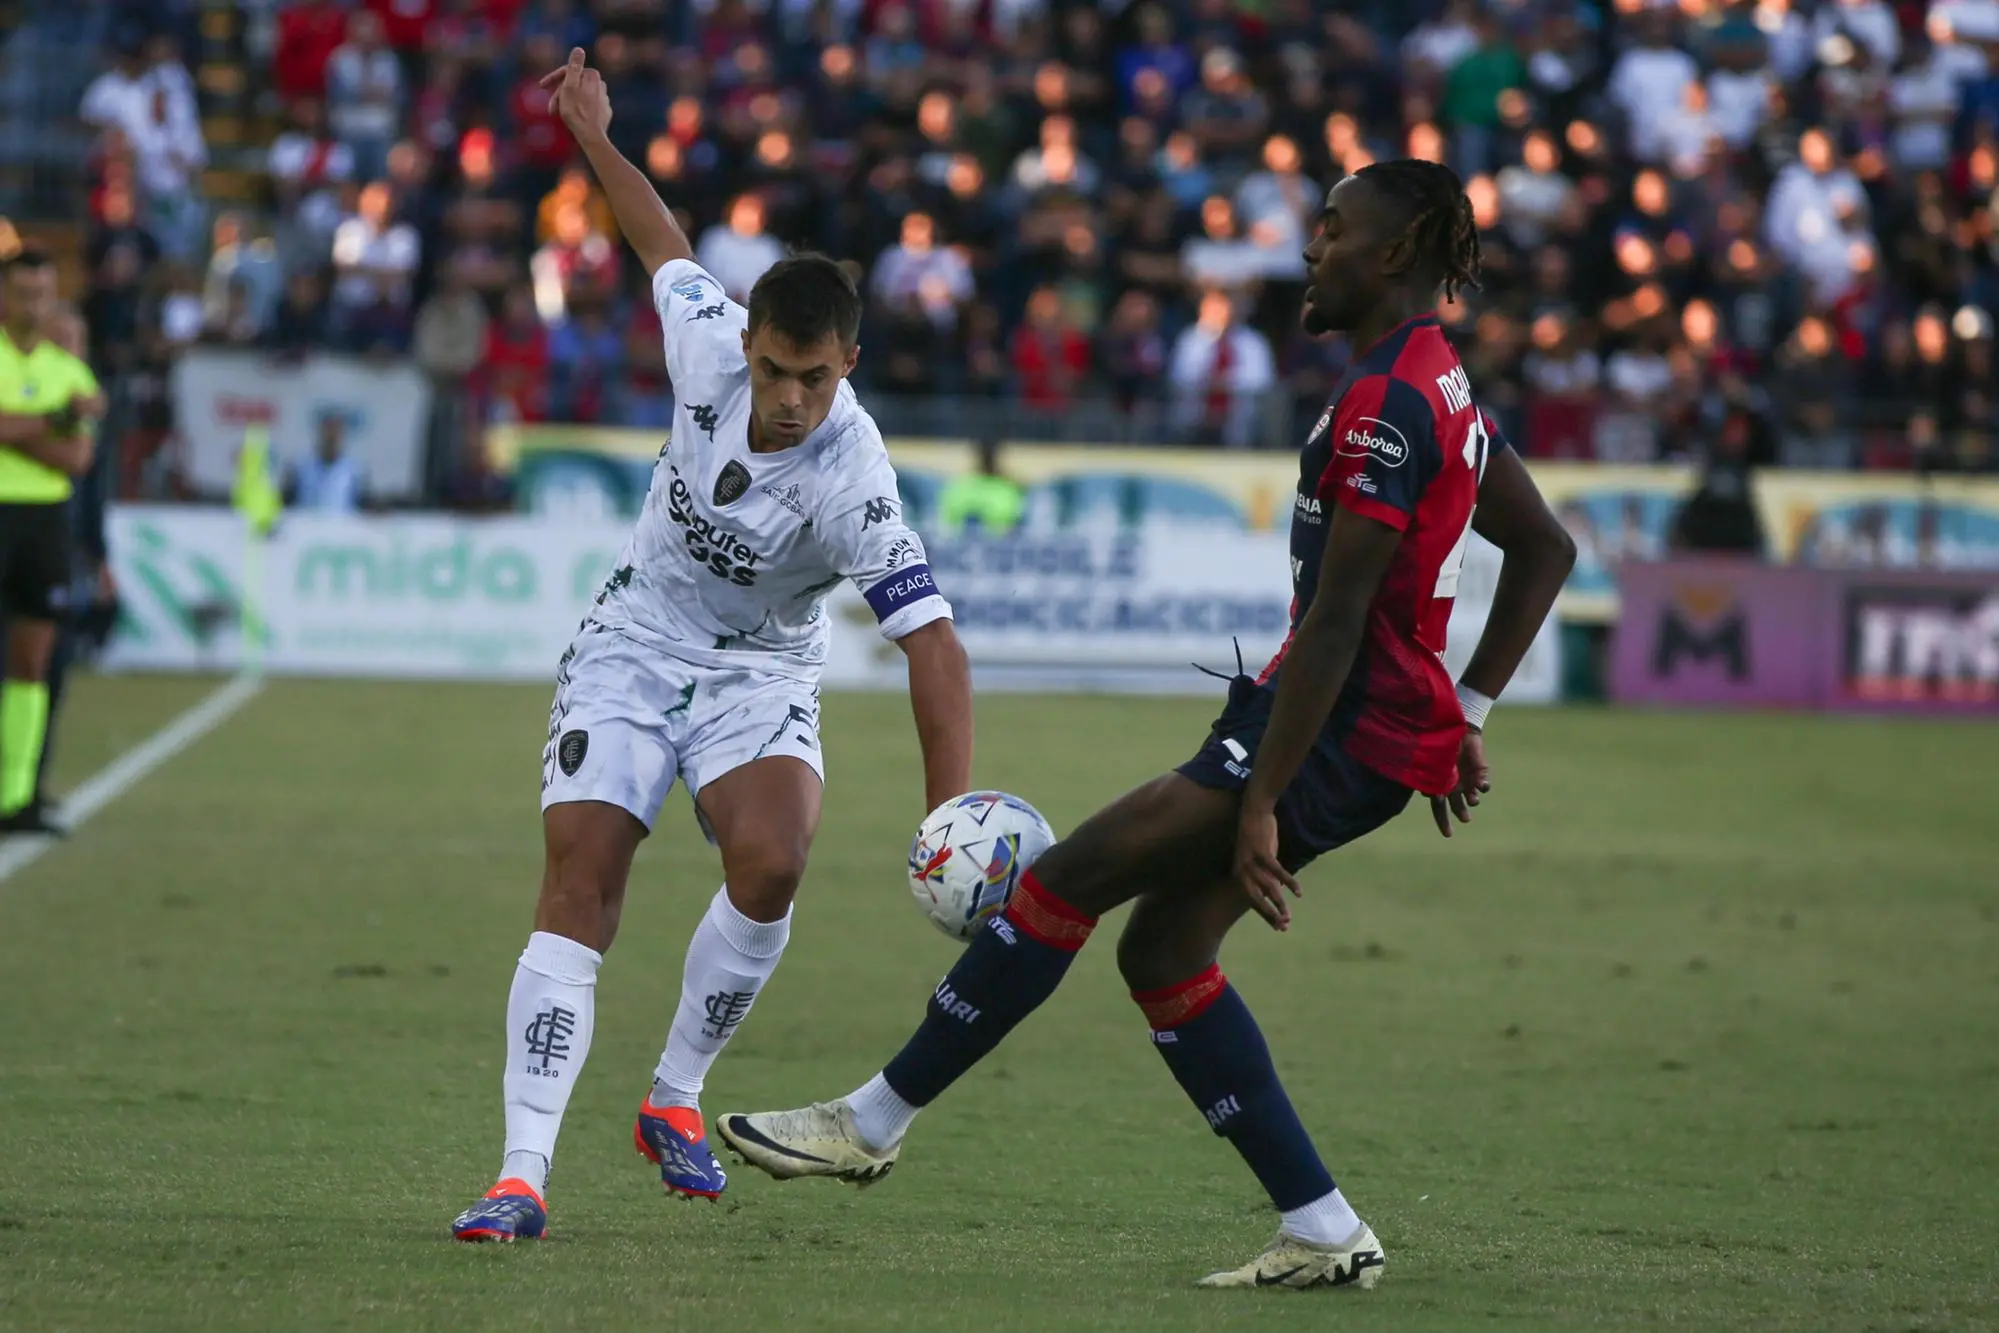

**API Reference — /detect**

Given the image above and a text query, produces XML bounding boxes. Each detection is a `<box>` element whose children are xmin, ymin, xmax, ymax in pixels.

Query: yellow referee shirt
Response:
<box><xmin>0</xmin><ymin>329</ymin><xmax>100</xmax><ymax>504</ymax></box>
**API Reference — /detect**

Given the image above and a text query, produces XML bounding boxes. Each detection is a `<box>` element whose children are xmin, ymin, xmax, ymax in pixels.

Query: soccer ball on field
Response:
<box><xmin>907</xmin><ymin>791</ymin><xmax>1057</xmax><ymax>942</ymax></box>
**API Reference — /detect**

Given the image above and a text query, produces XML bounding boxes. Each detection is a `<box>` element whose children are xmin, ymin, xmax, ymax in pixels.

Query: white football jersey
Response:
<box><xmin>582</xmin><ymin>258</ymin><xmax>951</xmax><ymax>679</ymax></box>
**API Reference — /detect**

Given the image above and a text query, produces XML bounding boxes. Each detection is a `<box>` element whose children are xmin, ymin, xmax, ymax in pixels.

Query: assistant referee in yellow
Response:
<box><xmin>0</xmin><ymin>248</ymin><xmax>103</xmax><ymax>835</ymax></box>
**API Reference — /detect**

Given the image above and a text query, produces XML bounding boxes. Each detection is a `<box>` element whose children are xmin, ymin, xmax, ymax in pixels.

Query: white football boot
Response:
<box><xmin>1197</xmin><ymin>1223</ymin><xmax>1386</xmax><ymax>1290</ymax></box>
<box><xmin>716</xmin><ymin>1099</ymin><xmax>899</xmax><ymax>1186</ymax></box>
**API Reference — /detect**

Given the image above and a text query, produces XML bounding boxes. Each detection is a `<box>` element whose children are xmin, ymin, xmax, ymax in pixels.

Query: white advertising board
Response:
<box><xmin>103</xmin><ymin>507</ymin><xmax>1558</xmax><ymax>702</ymax></box>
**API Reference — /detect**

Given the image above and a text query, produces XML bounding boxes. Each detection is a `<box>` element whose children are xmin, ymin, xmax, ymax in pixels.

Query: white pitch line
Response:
<box><xmin>0</xmin><ymin>672</ymin><xmax>265</xmax><ymax>884</ymax></box>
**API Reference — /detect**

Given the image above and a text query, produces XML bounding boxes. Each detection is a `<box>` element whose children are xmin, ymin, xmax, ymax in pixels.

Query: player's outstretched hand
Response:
<box><xmin>539</xmin><ymin>46</ymin><xmax>612</xmax><ymax>143</ymax></box>
<box><xmin>1430</xmin><ymin>729</ymin><xmax>1491</xmax><ymax>838</ymax></box>
<box><xmin>1232</xmin><ymin>804</ymin><xmax>1302</xmax><ymax>932</ymax></box>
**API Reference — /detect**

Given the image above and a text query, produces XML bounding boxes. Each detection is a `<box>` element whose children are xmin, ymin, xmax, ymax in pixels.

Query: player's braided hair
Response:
<box><xmin>1355</xmin><ymin>159</ymin><xmax>1482</xmax><ymax>304</ymax></box>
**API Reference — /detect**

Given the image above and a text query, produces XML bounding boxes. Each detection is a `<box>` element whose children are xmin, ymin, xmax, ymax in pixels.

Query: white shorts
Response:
<box><xmin>539</xmin><ymin>627</ymin><xmax>824</xmax><ymax>833</ymax></box>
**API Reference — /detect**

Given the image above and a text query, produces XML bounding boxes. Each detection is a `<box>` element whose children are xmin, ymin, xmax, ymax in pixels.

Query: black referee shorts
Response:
<box><xmin>0</xmin><ymin>500</ymin><xmax>73</xmax><ymax>621</ymax></box>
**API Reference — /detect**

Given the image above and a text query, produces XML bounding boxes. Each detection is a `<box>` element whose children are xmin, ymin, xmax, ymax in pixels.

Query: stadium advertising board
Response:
<box><xmin>172</xmin><ymin>350</ymin><xmax>434</xmax><ymax>501</ymax></box>
<box><xmin>102</xmin><ymin>506</ymin><xmax>1559</xmax><ymax>702</ymax></box>
<box><xmin>1610</xmin><ymin>560</ymin><xmax>1999</xmax><ymax>713</ymax></box>
<box><xmin>490</xmin><ymin>424</ymin><xmax>1705</xmax><ymax>623</ymax></box>
<box><xmin>1754</xmin><ymin>472</ymin><xmax>1999</xmax><ymax>570</ymax></box>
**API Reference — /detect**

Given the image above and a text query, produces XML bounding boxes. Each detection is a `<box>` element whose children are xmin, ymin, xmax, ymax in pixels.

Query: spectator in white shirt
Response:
<box><xmin>1169</xmin><ymin>288</ymin><xmax>1275</xmax><ymax>449</ymax></box>
<box><xmin>1705</xmin><ymin>22</ymin><xmax>1776</xmax><ymax>149</ymax></box>
<box><xmin>1234</xmin><ymin>134</ymin><xmax>1318</xmax><ymax>280</ymax></box>
<box><xmin>1402</xmin><ymin>0</ymin><xmax>1480</xmax><ymax>87</ymax></box>
<box><xmin>1181</xmin><ymin>195</ymin><xmax>1266</xmax><ymax>293</ymax></box>
<box><xmin>1010</xmin><ymin>114</ymin><xmax>1103</xmax><ymax>201</ymax></box>
<box><xmin>1891</xmin><ymin>36</ymin><xmax>1969</xmax><ymax>171</ymax></box>
<box><xmin>82</xmin><ymin>36</ymin><xmax>207</xmax><ymax>260</ymax></box>
<box><xmin>330</xmin><ymin>182</ymin><xmax>421</xmax><ymax>347</ymax></box>
<box><xmin>79</xmin><ymin>41</ymin><xmax>153</xmax><ymax>140</ymax></box>
<box><xmin>1764</xmin><ymin>129</ymin><xmax>1874</xmax><ymax>304</ymax></box>
<box><xmin>1607</xmin><ymin>11</ymin><xmax>1700</xmax><ymax>163</ymax></box>
<box><xmin>204</xmin><ymin>213</ymin><xmax>285</xmax><ymax>337</ymax></box>
<box><xmin>326</xmin><ymin>9</ymin><xmax>404</xmax><ymax>182</ymax></box>
<box><xmin>268</xmin><ymin>98</ymin><xmax>355</xmax><ymax>274</ymax></box>
<box><xmin>694</xmin><ymin>195</ymin><xmax>785</xmax><ymax>305</ymax></box>
<box><xmin>1497</xmin><ymin>130</ymin><xmax>1578</xmax><ymax>249</ymax></box>
<box><xmin>289</xmin><ymin>413</ymin><xmax>368</xmax><ymax>515</ymax></box>
<box><xmin>871</xmin><ymin>212</ymin><xmax>974</xmax><ymax>332</ymax></box>
<box><xmin>1927</xmin><ymin>8</ymin><xmax>1994</xmax><ymax>83</ymax></box>
<box><xmin>1654</xmin><ymin>80</ymin><xmax>1720</xmax><ymax>176</ymax></box>
<box><xmin>1813</xmin><ymin>0</ymin><xmax>1900</xmax><ymax>68</ymax></box>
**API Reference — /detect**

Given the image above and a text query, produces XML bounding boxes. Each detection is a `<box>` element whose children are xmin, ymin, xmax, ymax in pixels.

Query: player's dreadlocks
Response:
<box><xmin>1355</xmin><ymin>160</ymin><xmax>1483</xmax><ymax>304</ymax></box>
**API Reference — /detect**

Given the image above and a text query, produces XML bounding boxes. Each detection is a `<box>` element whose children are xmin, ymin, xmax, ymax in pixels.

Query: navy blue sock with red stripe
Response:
<box><xmin>1135</xmin><ymin>967</ymin><xmax>1337</xmax><ymax>1211</ymax></box>
<box><xmin>881</xmin><ymin>870</ymin><xmax>1096</xmax><ymax>1106</ymax></box>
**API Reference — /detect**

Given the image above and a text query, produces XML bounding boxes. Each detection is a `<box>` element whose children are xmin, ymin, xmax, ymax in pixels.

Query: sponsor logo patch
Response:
<box><xmin>1337</xmin><ymin>416</ymin><xmax>1410</xmax><ymax>468</ymax></box>
<box><xmin>762</xmin><ymin>482</ymin><xmax>807</xmax><ymax>518</ymax></box>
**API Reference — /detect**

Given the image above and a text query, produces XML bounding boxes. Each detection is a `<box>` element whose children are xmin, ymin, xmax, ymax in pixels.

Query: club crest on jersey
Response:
<box><xmin>557</xmin><ymin>729</ymin><xmax>589</xmax><ymax>777</ymax></box>
<box><xmin>714</xmin><ymin>459</ymin><xmax>752</xmax><ymax>505</ymax></box>
<box><xmin>1338</xmin><ymin>416</ymin><xmax>1409</xmax><ymax>468</ymax></box>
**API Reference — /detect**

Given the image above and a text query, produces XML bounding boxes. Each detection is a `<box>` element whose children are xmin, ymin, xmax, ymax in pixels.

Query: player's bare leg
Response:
<box><xmin>637</xmin><ymin>756</ymin><xmax>821</xmax><ymax>1199</ymax></box>
<box><xmin>454</xmin><ymin>801</ymin><xmax>642</xmax><ymax>1240</ymax></box>
<box><xmin>721</xmin><ymin>774</ymin><xmax>1238</xmax><ymax>1172</ymax></box>
<box><xmin>1118</xmin><ymin>881</ymin><xmax>1384</xmax><ymax>1289</ymax></box>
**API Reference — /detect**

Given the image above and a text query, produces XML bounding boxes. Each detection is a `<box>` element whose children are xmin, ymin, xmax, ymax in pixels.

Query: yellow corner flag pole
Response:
<box><xmin>232</xmin><ymin>424</ymin><xmax>282</xmax><ymax>675</ymax></box>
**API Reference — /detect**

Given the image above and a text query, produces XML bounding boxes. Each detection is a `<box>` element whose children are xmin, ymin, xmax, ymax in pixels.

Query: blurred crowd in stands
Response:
<box><xmin>59</xmin><ymin>0</ymin><xmax>1999</xmax><ymax>505</ymax></box>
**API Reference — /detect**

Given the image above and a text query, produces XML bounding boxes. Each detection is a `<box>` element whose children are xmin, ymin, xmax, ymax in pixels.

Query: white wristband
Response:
<box><xmin>1456</xmin><ymin>683</ymin><xmax>1494</xmax><ymax>731</ymax></box>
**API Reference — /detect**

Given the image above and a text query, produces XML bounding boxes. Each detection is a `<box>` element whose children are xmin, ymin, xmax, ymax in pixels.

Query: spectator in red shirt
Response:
<box><xmin>367</xmin><ymin>0</ymin><xmax>438</xmax><ymax>56</ymax></box>
<box><xmin>480</xmin><ymin>284</ymin><xmax>549</xmax><ymax>423</ymax></box>
<box><xmin>274</xmin><ymin>0</ymin><xmax>350</xmax><ymax>102</ymax></box>
<box><xmin>508</xmin><ymin>33</ymin><xmax>573</xmax><ymax>204</ymax></box>
<box><xmin>1010</xmin><ymin>285</ymin><xmax>1092</xmax><ymax>415</ymax></box>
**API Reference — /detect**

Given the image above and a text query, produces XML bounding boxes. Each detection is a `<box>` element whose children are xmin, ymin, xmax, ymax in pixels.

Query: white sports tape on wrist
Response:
<box><xmin>1456</xmin><ymin>683</ymin><xmax>1494</xmax><ymax>730</ymax></box>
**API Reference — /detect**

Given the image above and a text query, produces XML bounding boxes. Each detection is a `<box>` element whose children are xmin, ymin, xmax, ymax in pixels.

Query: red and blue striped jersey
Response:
<box><xmin>1261</xmin><ymin>314</ymin><xmax>1506</xmax><ymax>796</ymax></box>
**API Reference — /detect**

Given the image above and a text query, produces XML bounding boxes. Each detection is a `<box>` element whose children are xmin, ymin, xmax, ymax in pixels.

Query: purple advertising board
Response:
<box><xmin>1610</xmin><ymin>561</ymin><xmax>1999</xmax><ymax>714</ymax></box>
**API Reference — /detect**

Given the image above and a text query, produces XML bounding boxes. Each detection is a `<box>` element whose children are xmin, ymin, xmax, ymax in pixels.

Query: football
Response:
<box><xmin>907</xmin><ymin>791</ymin><xmax>1058</xmax><ymax>941</ymax></box>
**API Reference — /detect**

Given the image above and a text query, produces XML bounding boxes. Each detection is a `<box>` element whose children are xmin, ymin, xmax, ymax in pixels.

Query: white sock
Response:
<box><xmin>846</xmin><ymin>1072</ymin><xmax>919</xmax><ymax>1151</ymax></box>
<box><xmin>650</xmin><ymin>885</ymin><xmax>791</xmax><ymax>1108</ymax></box>
<box><xmin>1281</xmin><ymin>1188</ymin><xmax>1364</xmax><ymax>1246</ymax></box>
<box><xmin>501</xmin><ymin>930</ymin><xmax>602</xmax><ymax>1193</ymax></box>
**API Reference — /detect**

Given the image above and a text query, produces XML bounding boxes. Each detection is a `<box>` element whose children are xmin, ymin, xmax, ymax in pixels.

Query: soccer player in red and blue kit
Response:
<box><xmin>719</xmin><ymin>160</ymin><xmax>1579</xmax><ymax>1290</ymax></box>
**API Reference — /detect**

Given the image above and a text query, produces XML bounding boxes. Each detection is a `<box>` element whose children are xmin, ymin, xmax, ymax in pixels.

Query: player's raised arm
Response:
<box><xmin>540</xmin><ymin>48</ymin><xmax>692</xmax><ymax>277</ymax></box>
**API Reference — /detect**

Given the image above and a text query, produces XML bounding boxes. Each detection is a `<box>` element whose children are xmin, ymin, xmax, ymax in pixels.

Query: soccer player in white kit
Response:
<box><xmin>452</xmin><ymin>49</ymin><xmax>974</xmax><ymax>1241</ymax></box>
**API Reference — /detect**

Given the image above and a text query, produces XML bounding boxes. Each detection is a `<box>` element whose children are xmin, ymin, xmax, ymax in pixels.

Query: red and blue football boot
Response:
<box><xmin>450</xmin><ymin>1177</ymin><xmax>547</xmax><ymax>1242</ymax></box>
<box><xmin>634</xmin><ymin>1100</ymin><xmax>728</xmax><ymax>1200</ymax></box>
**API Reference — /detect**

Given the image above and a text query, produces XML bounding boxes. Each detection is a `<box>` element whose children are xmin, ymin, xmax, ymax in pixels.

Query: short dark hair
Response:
<box><xmin>1354</xmin><ymin>159</ymin><xmax>1482</xmax><ymax>303</ymax></box>
<box><xmin>1</xmin><ymin>247</ymin><xmax>53</xmax><ymax>278</ymax></box>
<box><xmin>746</xmin><ymin>252</ymin><xmax>863</xmax><ymax>348</ymax></box>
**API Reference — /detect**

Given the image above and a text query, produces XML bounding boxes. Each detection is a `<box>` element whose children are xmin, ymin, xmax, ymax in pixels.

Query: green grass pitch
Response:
<box><xmin>1</xmin><ymin>675</ymin><xmax>1995</xmax><ymax>1332</ymax></box>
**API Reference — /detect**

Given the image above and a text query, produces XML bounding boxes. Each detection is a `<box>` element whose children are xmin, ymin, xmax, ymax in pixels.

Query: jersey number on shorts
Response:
<box><xmin>1433</xmin><ymin>413</ymin><xmax>1491</xmax><ymax>600</ymax></box>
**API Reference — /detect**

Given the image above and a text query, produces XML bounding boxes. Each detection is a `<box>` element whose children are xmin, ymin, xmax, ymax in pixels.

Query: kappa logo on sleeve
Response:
<box><xmin>1337</xmin><ymin>416</ymin><xmax>1410</xmax><ymax>468</ymax></box>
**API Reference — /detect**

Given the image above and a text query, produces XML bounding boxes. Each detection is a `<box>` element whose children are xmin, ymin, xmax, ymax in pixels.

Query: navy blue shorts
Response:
<box><xmin>1177</xmin><ymin>674</ymin><xmax>1414</xmax><ymax>873</ymax></box>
